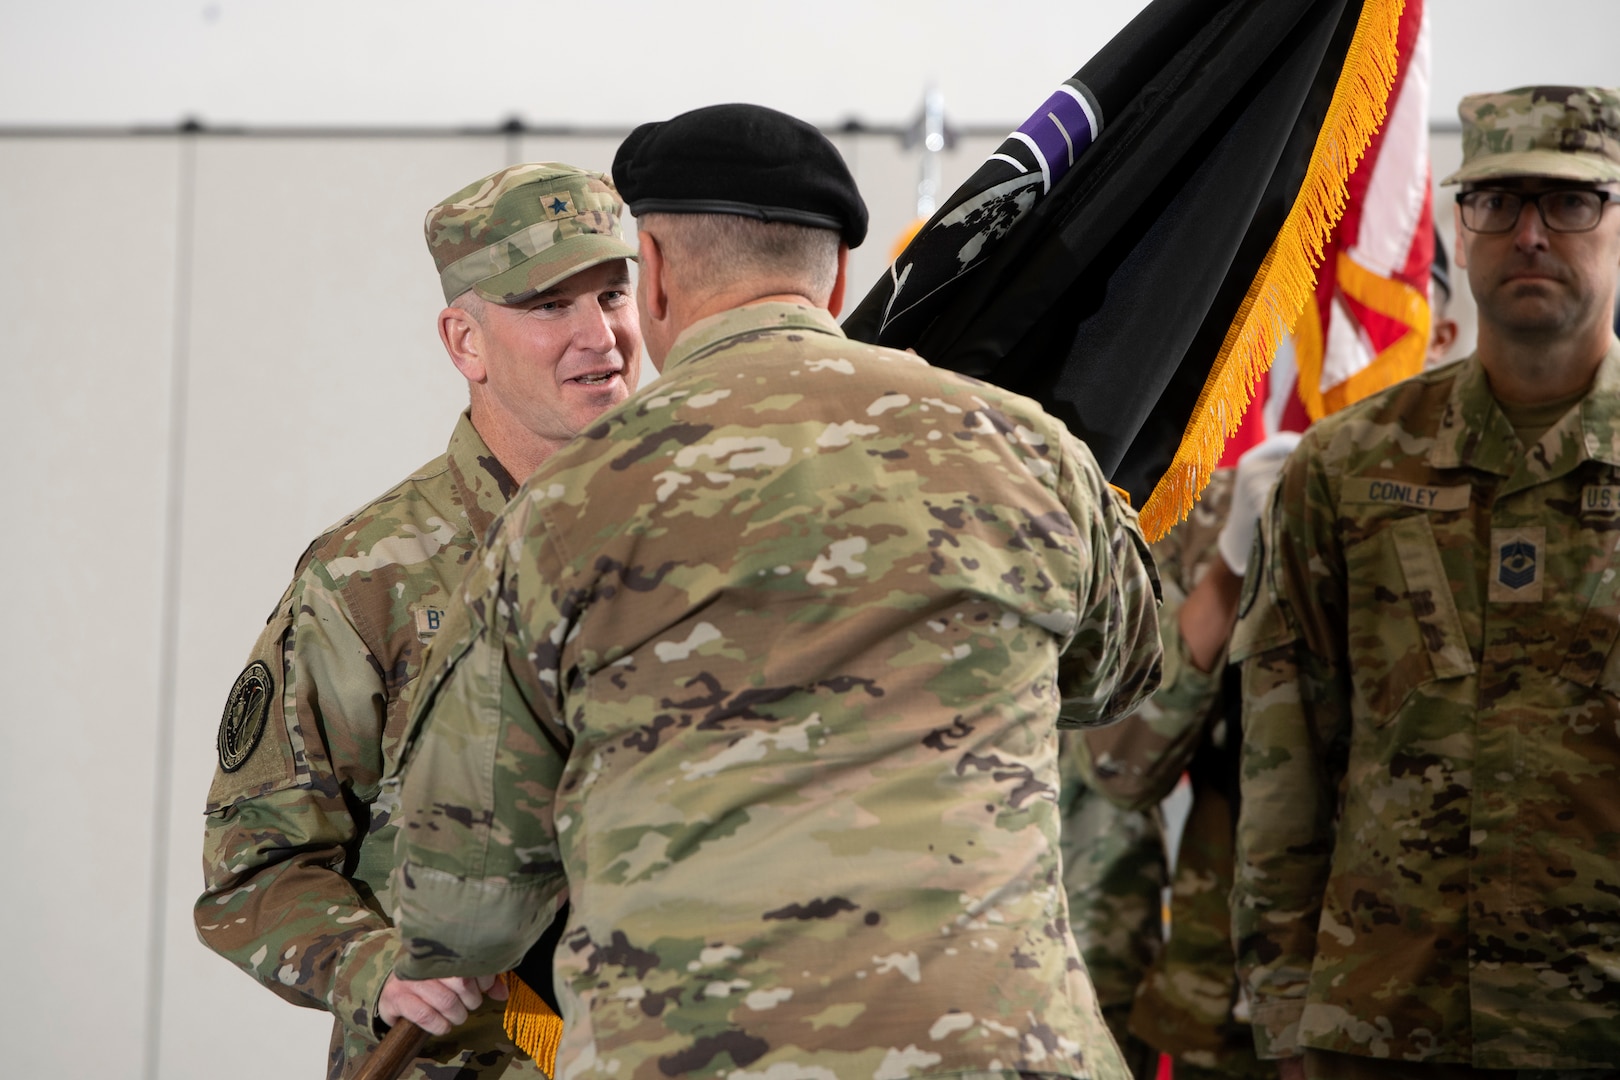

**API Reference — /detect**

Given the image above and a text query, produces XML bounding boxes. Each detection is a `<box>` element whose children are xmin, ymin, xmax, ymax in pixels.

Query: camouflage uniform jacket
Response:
<box><xmin>197</xmin><ymin>412</ymin><xmax>541</xmax><ymax>1079</ymax></box>
<box><xmin>1077</xmin><ymin>472</ymin><xmax>1270</xmax><ymax>1074</ymax></box>
<box><xmin>1230</xmin><ymin>341</ymin><xmax>1620</xmax><ymax>1069</ymax></box>
<box><xmin>392</xmin><ymin>302</ymin><xmax>1164</xmax><ymax>1080</ymax></box>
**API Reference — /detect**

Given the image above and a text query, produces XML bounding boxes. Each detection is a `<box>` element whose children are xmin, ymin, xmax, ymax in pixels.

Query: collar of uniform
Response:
<box><xmin>1430</xmin><ymin>339</ymin><xmax>1620</xmax><ymax>479</ymax></box>
<box><xmin>1506</xmin><ymin>339</ymin><xmax>1620</xmax><ymax>493</ymax></box>
<box><xmin>446</xmin><ymin>411</ymin><xmax>519</xmax><ymax>540</ymax></box>
<box><xmin>661</xmin><ymin>301</ymin><xmax>844</xmax><ymax>373</ymax></box>
<box><xmin>1428</xmin><ymin>356</ymin><xmax>1521</xmax><ymax>476</ymax></box>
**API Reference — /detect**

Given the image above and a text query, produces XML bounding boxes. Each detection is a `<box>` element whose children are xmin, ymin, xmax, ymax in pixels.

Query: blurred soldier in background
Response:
<box><xmin>1058</xmin><ymin>750</ymin><xmax>1167</xmax><ymax>1080</ymax></box>
<box><xmin>1428</xmin><ymin>232</ymin><xmax>1461</xmax><ymax>365</ymax></box>
<box><xmin>1079</xmin><ymin>436</ymin><xmax>1294</xmax><ymax>1080</ymax></box>
<box><xmin>1068</xmin><ymin>214</ymin><xmax>1463</xmax><ymax>1080</ymax></box>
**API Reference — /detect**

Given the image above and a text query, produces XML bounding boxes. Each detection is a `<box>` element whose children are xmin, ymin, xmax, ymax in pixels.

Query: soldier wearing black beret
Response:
<box><xmin>391</xmin><ymin>101</ymin><xmax>1161</xmax><ymax>1080</ymax></box>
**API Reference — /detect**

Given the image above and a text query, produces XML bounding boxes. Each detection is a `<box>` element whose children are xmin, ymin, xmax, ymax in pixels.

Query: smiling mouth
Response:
<box><xmin>574</xmin><ymin>371</ymin><xmax>620</xmax><ymax>386</ymax></box>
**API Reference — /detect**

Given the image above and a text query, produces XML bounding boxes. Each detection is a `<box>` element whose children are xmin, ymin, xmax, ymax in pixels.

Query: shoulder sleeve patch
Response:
<box><xmin>1230</xmin><ymin>490</ymin><xmax>1302</xmax><ymax>663</ymax></box>
<box><xmin>218</xmin><ymin>660</ymin><xmax>274</xmax><ymax>772</ymax></box>
<box><xmin>206</xmin><ymin>583</ymin><xmax>304</xmax><ymax>814</ymax></box>
<box><xmin>1238</xmin><ymin>530</ymin><xmax>1264</xmax><ymax>621</ymax></box>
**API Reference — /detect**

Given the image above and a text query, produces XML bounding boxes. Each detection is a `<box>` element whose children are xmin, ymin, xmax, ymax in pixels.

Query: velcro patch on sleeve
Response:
<box><xmin>206</xmin><ymin>589</ymin><xmax>302</xmax><ymax>812</ymax></box>
<box><xmin>218</xmin><ymin>660</ymin><xmax>273</xmax><ymax>774</ymax></box>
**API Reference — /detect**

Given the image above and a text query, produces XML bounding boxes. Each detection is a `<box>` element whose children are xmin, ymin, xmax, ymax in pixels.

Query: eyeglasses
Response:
<box><xmin>1457</xmin><ymin>187</ymin><xmax>1615</xmax><ymax>234</ymax></box>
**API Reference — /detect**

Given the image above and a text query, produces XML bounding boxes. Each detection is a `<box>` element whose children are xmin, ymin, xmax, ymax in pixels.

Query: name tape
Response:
<box><xmin>1342</xmin><ymin>477</ymin><xmax>1470</xmax><ymax>512</ymax></box>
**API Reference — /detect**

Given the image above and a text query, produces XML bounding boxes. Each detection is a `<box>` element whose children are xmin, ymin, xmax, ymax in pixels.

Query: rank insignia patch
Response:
<box><xmin>1490</xmin><ymin>526</ymin><xmax>1545</xmax><ymax>602</ymax></box>
<box><xmin>541</xmin><ymin>192</ymin><xmax>575</xmax><ymax>219</ymax></box>
<box><xmin>218</xmin><ymin>660</ymin><xmax>273</xmax><ymax>772</ymax></box>
<box><xmin>1499</xmin><ymin>540</ymin><xmax>1536</xmax><ymax>588</ymax></box>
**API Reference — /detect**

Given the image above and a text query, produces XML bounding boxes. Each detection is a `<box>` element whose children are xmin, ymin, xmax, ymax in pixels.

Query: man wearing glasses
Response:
<box><xmin>1229</xmin><ymin>86</ymin><xmax>1620</xmax><ymax>1079</ymax></box>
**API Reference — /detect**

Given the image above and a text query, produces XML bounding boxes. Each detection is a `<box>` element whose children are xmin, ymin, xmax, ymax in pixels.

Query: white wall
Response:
<box><xmin>2</xmin><ymin>1</ymin><xmax>1615</xmax><ymax>129</ymax></box>
<box><xmin>0</xmin><ymin>135</ymin><xmax>183</xmax><ymax>1075</ymax></box>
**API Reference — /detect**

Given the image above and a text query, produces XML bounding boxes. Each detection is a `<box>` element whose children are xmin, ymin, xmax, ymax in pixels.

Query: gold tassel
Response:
<box><xmin>1138</xmin><ymin>0</ymin><xmax>1407</xmax><ymax>542</ymax></box>
<box><xmin>502</xmin><ymin>973</ymin><xmax>563</xmax><ymax>1076</ymax></box>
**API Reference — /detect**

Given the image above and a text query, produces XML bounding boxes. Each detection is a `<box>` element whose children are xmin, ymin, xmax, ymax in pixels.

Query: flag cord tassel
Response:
<box><xmin>1138</xmin><ymin>0</ymin><xmax>1406</xmax><ymax>541</ymax></box>
<box><xmin>503</xmin><ymin>973</ymin><xmax>564</xmax><ymax>1073</ymax></box>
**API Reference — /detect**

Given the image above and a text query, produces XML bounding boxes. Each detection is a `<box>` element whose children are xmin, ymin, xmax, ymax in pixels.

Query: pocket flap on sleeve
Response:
<box><xmin>1389</xmin><ymin>516</ymin><xmax>1475</xmax><ymax>682</ymax></box>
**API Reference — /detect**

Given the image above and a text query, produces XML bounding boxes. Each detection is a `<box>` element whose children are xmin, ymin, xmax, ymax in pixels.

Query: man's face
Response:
<box><xmin>1456</xmin><ymin>178</ymin><xmax>1620</xmax><ymax>344</ymax></box>
<box><xmin>475</xmin><ymin>259</ymin><xmax>643</xmax><ymax>452</ymax></box>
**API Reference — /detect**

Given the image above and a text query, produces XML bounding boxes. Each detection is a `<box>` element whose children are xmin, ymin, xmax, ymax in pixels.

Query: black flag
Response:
<box><xmin>842</xmin><ymin>0</ymin><xmax>1402</xmax><ymax>537</ymax></box>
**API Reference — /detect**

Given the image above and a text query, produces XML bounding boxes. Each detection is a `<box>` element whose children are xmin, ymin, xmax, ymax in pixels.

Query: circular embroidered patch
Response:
<box><xmin>219</xmin><ymin>660</ymin><xmax>274</xmax><ymax>772</ymax></box>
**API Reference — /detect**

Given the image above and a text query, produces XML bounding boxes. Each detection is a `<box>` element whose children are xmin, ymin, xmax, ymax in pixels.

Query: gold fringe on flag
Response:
<box><xmin>1137</xmin><ymin>0</ymin><xmax>1406</xmax><ymax>542</ymax></box>
<box><xmin>502</xmin><ymin>972</ymin><xmax>564</xmax><ymax>1075</ymax></box>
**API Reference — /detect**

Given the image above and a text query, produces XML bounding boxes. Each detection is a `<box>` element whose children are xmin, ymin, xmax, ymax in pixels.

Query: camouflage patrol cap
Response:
<box><xmin>1441</xmin><ymin>85</ymin><xmax>1620</xmax><ymax>186</ymax></box>
<box><xmin>425</xmin><ymin>163</ymin><xmax>637</xmax><ymax>305</ymax></box>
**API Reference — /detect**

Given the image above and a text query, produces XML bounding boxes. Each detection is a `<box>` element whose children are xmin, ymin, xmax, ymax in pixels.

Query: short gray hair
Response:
<box><xmin>641</xmin><ymin>213</ymin><xmax>840</xmax><ymax>304</ymax></box>
<box><xmin>449</xmin><ymin>289</ymin><xmax>488</xmax><ymax>325</ymax></box>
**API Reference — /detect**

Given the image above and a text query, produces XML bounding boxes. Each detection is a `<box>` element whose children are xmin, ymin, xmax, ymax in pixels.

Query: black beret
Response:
<box><xmin>613</xmin><ymin>103</ymin><xmax>869</xmax><ymax>248</ymax></box>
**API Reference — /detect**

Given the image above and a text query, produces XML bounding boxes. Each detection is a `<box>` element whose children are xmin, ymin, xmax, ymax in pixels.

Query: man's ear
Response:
<box><xmin>1429</xmin><ymin>316</ymin><xmax>1459</xmax><ymax>365</ymax></box>
<box><xmin>827</xmin><ymin>243</ymin><xmax>850</xmax><ymax>317</ymax></box>
<box><xmin>438</xmin><ymin>305</ymin><xmax>487</xmax><ymax>384</ymax></box>
<box><xmin>638</xmin><ymin>229</ymin><xmax>669</xmax><ymax>322</ymax></box>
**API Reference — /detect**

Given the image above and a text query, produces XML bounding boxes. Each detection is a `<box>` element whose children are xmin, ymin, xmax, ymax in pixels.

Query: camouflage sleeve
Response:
<box><xmin>196</xmin><ymin>569</ymin><xmax>400</xmax><ymax>1041</ymax></box>
<box><xmin>1075</xmin><ymin>497</ymin><xmax>1223</xmax><ymax>808</ymax></box>
<box><xmin>1228</xmin><ymin>443</ymin><xmax>1350</xmax><ymax>1059</ymax></box>
<box><xmin>392</xmin><ymin>516</ymin><xmax>567</xmax><ymax>981</ymax></box>
<box><xmin>1076</xmin><ymin>578</ymin><xmax>1222</xmax><ymax>812</ymax></box>
<box><xmin>1058</xmin><ymin>745</ymin><xmax>1167</xmax><ymax>1018</ymax></box>
<box><xmin>1055</xmin><ymin>430</ymin><xmax>1163</xmax><ymax>727</ymax></box>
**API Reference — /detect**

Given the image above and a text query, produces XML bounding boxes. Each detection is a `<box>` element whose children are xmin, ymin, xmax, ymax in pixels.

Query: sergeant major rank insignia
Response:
<box><xmin>1490</xmin><ymin>526</ymin><xmax>1545</xmax><ymax>602</ymax></box>
<box><xmin>218</xmin><ymin>660</ymin><xmax>273</xmax><ymax>772</ymax></box>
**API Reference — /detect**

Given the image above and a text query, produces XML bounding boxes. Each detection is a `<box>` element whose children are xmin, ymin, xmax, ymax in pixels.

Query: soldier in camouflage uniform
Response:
<box><xmin>388</xmin><ymin>103</ymin><xmax>1163</xmax><ymax>1080</ymax></box>
<box><xmin>1057</xmin><ymin>756</ymin><xmax>1166</xmax><ymax>1080</ymax></box>
<box><xmin>1077</xmin><ymin>438</ymin><xmax>1297</xmax><ymax>1080</ymax></box>
<box><xmin>196</xmin><ymin>163</ymin><xmax>642</xmax><ymax>1079</ymax></box>
<box><xmin>1230</xmin><ymin>86</ymin><xmax>1620</xmax><ymax>1079</ymax></box>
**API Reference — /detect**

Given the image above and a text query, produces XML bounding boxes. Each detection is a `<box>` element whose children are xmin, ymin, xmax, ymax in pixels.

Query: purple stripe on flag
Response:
<box><xmin>1015</xmin><ymin>85</ymin><xmax>1097</xmax><ymax>186</ymax></box>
